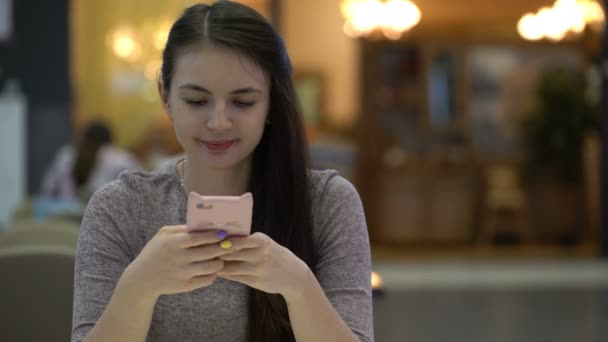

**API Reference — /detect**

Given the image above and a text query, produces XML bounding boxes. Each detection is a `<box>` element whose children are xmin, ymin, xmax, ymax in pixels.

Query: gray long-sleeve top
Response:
<box><xmin>71</xmin><ymin>158</ymin><xmax>373</xmax><ymax>341</ymax></box>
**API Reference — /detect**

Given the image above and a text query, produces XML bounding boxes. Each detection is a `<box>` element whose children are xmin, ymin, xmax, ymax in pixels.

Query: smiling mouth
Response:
<box><xmin>197</xmin><ymin>139</ymin><xmax>237</xmax><ymax>152</ymax></box>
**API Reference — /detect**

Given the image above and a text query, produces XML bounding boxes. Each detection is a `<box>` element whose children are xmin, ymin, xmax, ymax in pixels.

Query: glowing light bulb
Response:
<box><xmin>518</xmin><ymin>13</ymin><xmax>543</xmax><ymax>40</ymax></box>
<box><xmin>341</xmin><ymin>0</ymin><xmax>421</xmax><ymax>38</ymax></box>
<box><xmin>113</xmin><ymin>36</ymin><xmax>137</xmax><ymax>58</ymax></box>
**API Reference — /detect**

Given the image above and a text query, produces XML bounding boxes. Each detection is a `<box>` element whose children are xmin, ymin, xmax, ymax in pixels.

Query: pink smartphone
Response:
<box><xmin>186</xmin><ymin>192</ymin><xmax>253</xmax><ymax>236</ymax></box>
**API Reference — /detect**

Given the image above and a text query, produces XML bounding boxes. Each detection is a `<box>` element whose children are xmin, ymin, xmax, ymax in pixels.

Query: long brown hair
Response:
<box><xmin>160</xmin><ymin>2</ymin><xmax>315</xmax><ymax>341</ymax></box>
<box><xmin>73</xmin><ymin>121</ymin><xmax>112</xmax><ymax>188</ymax></box>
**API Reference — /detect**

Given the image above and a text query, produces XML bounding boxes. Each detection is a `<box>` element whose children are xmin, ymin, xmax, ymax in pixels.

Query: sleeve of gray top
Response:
<box><xmin>313</xmin><ymin>175</ymin><xmax>374</xmax><ymax>342</ymax></box>
<box><xmin>71</xmin><ymin>180</ymin><xmax>139</xmax><ymax>342</ymax></box>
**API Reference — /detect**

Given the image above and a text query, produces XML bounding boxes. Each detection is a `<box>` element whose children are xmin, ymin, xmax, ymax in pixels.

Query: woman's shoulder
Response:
<box><xmin>308</xmin><ymin>169</ymin><xmax>359</xmax><ymax>202</ymax></box>
<box><xmin>307</xmin><ymin>170</ymin><xmax>369</xmax><ymax>258</ymax></box>
<box><xmin>92</xmin><ymin>158</ymin><xmax>181</xmax><ymax>201</ymax></box>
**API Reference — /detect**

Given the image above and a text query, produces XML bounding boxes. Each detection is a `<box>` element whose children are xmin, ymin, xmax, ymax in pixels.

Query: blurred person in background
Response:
<box><xmin>38</xmin><ymin>120</ymin><xmax>141</xmax><ymax>215</ymax></box>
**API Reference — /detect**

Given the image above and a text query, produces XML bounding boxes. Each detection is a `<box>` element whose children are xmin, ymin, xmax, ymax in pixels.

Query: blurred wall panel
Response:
<box><xmin>0</xmin><ymin>88</ymin><xmax>25</xmax><ymax>228</ymax></box>
<box><xmin>0</xmin><ymin>0</ymin><xmax>71</xmax><ymax>194</ymax></box>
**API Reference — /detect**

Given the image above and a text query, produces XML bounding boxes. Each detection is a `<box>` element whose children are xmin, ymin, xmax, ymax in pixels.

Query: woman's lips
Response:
<box><xmin>198</xmin><ymin>139</ymin><xmax>236</xmax><ymax>152</ymax></box>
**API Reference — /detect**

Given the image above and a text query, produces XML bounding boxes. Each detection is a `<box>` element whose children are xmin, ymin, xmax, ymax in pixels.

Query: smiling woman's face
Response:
<box><xmin>162</xmin><ymin>43</ymin><xmax>270</xmax><ymax>170</ymax></box>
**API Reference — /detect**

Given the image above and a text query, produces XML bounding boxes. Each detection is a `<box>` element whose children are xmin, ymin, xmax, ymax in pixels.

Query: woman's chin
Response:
<box><xmin>187</xmin><ymin>154</ymin><xmax>247</xmax><ymax>170</ymax></box>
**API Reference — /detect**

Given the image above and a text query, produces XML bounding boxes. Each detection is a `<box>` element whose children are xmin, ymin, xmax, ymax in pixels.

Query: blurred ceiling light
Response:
<box><xmin>553</xmin><ymin>0</ymin><xmax>586</xmax><ymax>33</ymax></box>
<box><xmin>580</xmin><ymin>0</ymin><xmax>606</xmax><ymax>29</ymax></box>
<box><xmin>518</xmin><ymin>13</ymin><xmax>544</xmax><ymax>41</ymax></box>
<box><xmin>518</xmin><ymin>0</ymin><xmax>605</xmax><ymax>42</ymax></box>
<box><xmin>539</xmin><ymin>7</ymin><xmax>569</xmax><ymax>41</ymax></box>
<box><xmin>341</xmin><ymin>0</ymin><xmax>421</xmax><ymax>39</ymax></box>
<box><xmin>109</xmin><ymin>28</ymin><xmax>139</xmax><ymax>59</ymax></box>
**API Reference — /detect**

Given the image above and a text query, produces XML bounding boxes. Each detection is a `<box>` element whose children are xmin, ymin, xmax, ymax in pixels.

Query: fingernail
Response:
<box><xmin>220</xmin><ymin>240</ymin><xmax>232</xmax><ymax>249</ymax></box>
<box><xmin>217</xmin><ymin>231</ymin><xmax>228</xmax><ymax>239</ymax></box>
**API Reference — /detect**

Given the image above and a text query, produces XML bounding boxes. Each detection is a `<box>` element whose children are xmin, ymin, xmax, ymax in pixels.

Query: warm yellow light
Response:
<box><xmin>535</xmin><ymin>7</ymin><xmax>554</xmax><ymax>26</ymax></box>
<box><xmin>371</xmin><ymin>271</ymin><xmax>384</xmax><ymax>289</ymax></box>
<box><xmin>341</xmin><ymin>0</ymin><xmax>369</xmax><ymax>18</ymax></box>
<box><xmin>579</xmin><ymin>0</ymin><xmax>605</xmax><ymax>30</ymax></box>
<box><xmin>113</xmin><ymin>36</ymin><xmax>137</xmax><ymax>59</ymax></box>
<box><xmin>341</xmin><ymin>0</ymin><xmax>421</xmax><ymax>39</ymax></box>
<box><xmin>518</xmin><ymin>0</ymin><xmax>605</xmax><ymax>42</ymax></box>
<box><xmin>384</xmin><ymin>0</ymin><xmax>421</xmax><ymax>31</ymax></box>
<box><xmin>154</xmin><ymin>32</ymin><xmax>167</xmax><ymax>51</ymax></box>
<box><xmin>340</xmin><ymin>1</ymin><xmax>351</xmax><ymax>17</ymax></box>
<box><xmin>402</xmin><ymin>1</ymin><xmax>422</xmax><ymax>27</ymax></box>
<box><xmin>570</xmin><ymin>13</ymin><xmax>587</xmax><ymax>33</ymax></box>
<box><xmin>154</xmin><ymin>21</ymin><xmax>171</xmax><ymax>51</ymax></box>
<box><xmin>554</xmin><ymin>0</ymin><xmax>586</xmax><ymax>33</ymax></box>
<box><xmin>555</xmin><ymin>0</ymin><xmax>578</xmax><ymax>8</ymax></box>
<box><xmin>350</xmin><ymin>0</ymin><xmax>383</xmax><ymax>34</ymax></box>
<box><xmin>518</xmin><ymin>13</ymin><xmax>544</xmax><ymax>40</ymax></box>
<box><xmin>539</xmin><ymin>7</ymin><xmax>570</xmax><ymax>41</ymax></box>
<box><xmin>108</xmin><ymin>27</ymin><xmax>139</xmax><ymax>60</ymax></box>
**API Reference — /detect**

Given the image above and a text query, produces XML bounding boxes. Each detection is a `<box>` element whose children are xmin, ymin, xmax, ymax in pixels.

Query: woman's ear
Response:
<box><xmin>158</xmin><ymin>80</ymin><xmax>173</xmax><ymax>122</ymax></box>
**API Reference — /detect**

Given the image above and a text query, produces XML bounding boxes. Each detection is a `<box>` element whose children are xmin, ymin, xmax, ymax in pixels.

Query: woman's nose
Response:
<box><xmin>206</xmin><ymin>104</ymin><xmax>232</xmax><ymax>131</ymax></box>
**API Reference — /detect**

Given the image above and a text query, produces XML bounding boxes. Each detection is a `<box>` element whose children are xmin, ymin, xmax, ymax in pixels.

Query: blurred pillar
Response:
<box><xmin>602</xmin><ymin>0</ymin><xmax>608</xmax><ymax>257</ymax></box>
<box><xmin>271</xmin><ymin>0</ymin><xmax>282</xmax><ymax>33</ymax></box>
<box><xmin>0</xmin><ymin>0</ymin><xmax>72</xmax><ymax>194</ymax></box>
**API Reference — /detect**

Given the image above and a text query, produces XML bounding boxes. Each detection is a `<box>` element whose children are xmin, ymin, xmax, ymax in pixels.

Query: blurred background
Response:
<box><xmin>1</xmin><ymin>0</ymin><xmax>608</xmax><ymax>341</ymax></box>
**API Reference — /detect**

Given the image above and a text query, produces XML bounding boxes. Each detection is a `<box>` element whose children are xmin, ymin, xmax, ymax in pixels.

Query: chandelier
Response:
<box><xmin>518</xmin><ymin>0</ymin><xmax>605</xmax><ymax>42</ymax></box>
<box><xmin>341</xmin><ymin>0</ymin><xmax>422</xmax><ymax>40</ymax></box>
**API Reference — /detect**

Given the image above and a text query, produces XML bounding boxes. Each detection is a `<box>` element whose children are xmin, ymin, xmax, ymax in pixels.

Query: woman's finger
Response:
<box><xmin>224</xmin><ymin>232</ymin><xmax>269</xmax><ymax>251</ymax></box>
<box><xmin>159</xmin><ymin>225</ymin><xmax>187</xmax><ymax>234</ymax></box>
<box><xmin>184</xmin><ymin>243</ymin><xmax>234</xmax><ymax>262</ymax></box>
<box><xmin>185</xmin><ymin>259</ymin><xmax>224</xmax><ymax>277</ymax></box>
<box><xmin>217</xmin><ymin>260</ymin><xmax>258</xmax><ymax>276</ymax></box>
<box><xmin>184</xmin><ymin>274</ymin><xmax>218</xmax><ymax>292</ymax></box>
<box><xmin>177</xmin><ymin>230</ymin><xmax>228</xmax><ymax>248</ymax></box>
<box><xmin>217</xmin><ymin>248</ymin><xmax>261</xmax><ymax>262</ymax></box>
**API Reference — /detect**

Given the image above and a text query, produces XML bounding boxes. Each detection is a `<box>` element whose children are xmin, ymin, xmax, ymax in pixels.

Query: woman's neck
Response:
<box><xmin>180</xmin><ymin>158</ymin><xmax>251</xmax><ymax>196</ymax></box>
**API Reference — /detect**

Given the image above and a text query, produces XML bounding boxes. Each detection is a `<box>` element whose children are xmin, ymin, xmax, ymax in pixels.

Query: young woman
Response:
<box><xmin>72</xmin><ymin>1</ymin><xmax>373</xmax><ymax>341</ymax></box>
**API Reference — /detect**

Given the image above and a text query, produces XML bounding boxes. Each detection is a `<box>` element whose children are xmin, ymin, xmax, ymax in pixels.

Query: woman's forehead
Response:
<box><xmin>172</xmin><ymin>44</ymin><xmax>269</xmax><ymax>91</ymax></box>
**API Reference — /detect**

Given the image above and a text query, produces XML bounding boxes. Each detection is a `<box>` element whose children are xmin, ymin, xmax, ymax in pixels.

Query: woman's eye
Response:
<box><xmin>234</xmin><ymin>101</ymin><xmax>255</xmax><ymax>108</ymax></box>
<box><xmin>185</xmin><ymin>99</ymin><xmax>208</xmax><ymax>106</ymax></box>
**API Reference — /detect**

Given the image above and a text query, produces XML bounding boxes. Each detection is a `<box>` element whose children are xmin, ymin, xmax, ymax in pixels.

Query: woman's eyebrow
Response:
<box><xmin>178</xmin><ymin>84</ymin><xmax>261</xmax><ymax>95</ymax></box>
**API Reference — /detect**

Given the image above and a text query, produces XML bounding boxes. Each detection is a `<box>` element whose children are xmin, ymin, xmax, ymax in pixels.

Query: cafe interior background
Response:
<box><xmin>1</xmin><ymin>0</ymin><xmax>608</xmax><ymax>341</ymax></box>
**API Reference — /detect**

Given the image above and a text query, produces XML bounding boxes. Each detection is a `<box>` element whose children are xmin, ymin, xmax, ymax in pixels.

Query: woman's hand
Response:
<box><xmin>216</xmin><ymin>232</ymin><xmax>312</xmax><ymax>300</ymax></box>
<box><xmin>122</xmin><ymin>225</ymin><xmax>233</xmax><ymax>299</ymax></box>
